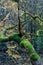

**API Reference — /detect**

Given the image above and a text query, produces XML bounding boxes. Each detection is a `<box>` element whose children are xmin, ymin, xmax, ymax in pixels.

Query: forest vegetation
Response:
<box><xmin>0</xmin><ymin>0</ymin><xmax>43</xmax><ymax>65</ymax></box>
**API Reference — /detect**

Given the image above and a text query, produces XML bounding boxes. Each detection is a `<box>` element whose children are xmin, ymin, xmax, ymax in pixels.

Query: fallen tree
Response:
<box><xmin>0</xmin><ymin>28</ymin><xmax>43</xmax><ymax>65</ymax></box>
<box><xmin>0</xmin><ymin>0</ymin><xmax>43</xmax><ymax>64</ymax></box>
<box><xmin>0</xmin><ymin>11</ymin><xmax>43</xmax><ymax>65</ymax></box>
<box><xmin>0</xmin><ymin>10</ymin><xmax>43</xmax><ymax>65</ymax></box>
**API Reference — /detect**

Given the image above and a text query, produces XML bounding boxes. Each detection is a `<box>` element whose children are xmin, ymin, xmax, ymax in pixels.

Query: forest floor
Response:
<box><xmin>0</xmin><ymin>0</ymin><xmax>43</xmax><ymax>65</ymax></box>
<box><xmin>0</xmin><ymin>41</ymin><xmax>43</xmax><ymax>65</ymax></box>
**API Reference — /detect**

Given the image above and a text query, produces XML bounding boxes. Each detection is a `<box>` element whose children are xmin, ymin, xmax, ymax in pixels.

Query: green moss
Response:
<box><xmin>30</xmin><ymin>53</ymin><xmax>40</xmax><ymax>60</ymax></box>
<box><xmin>0</xmin><ymin>33</ymin><xmax>40</xmax><ymax>61</ymax></box>
<box><xmin>20</xmin><ymin>39</ymin><xmax>40</xmax><ymax>60</ymax></box>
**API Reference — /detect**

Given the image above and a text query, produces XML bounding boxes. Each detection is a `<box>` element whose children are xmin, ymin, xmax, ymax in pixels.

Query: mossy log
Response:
<box><xmin>0</xmin><ymin>32</ymin><xmax>43</xmax><ymax>65</ymax></box>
